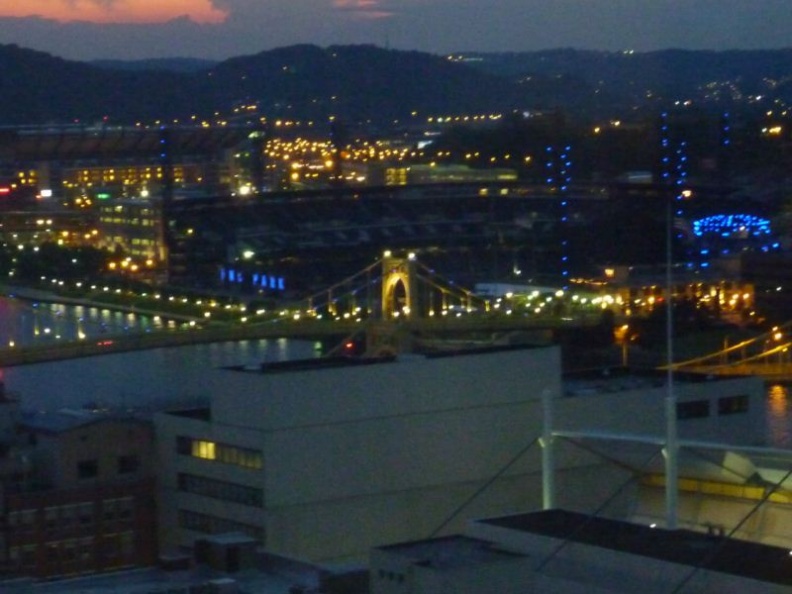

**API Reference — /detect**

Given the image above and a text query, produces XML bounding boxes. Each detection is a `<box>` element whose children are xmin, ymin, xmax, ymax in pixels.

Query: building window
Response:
<box><xmin>676</xmin><ymin>399</ymin><xmax>710</xmax><ymax>420</ymax></box>
<box><xmin>120</xmin><ymin>531</ymin><xmax>135</xmax><ymax>558</ymax></box>
<box><xmin>61</xmin><ymin>504</ymin><xmax>78</xmax><ymax>528</ymax></box>
<box><xmin>117</xmin><ymin>455</ymin><xmax>140</xmax><ymax>475</ymax></box>
<box><xmin>78</xmin><ymin>502</ymin><xmax>94</xmax><ymax>526</ymax></box>
<box><xmin>78</xmin><ymin>537</ymin><xmax>94</xmax><ymax>563</ymax></box>
<box><xmin>101</xmin><ymin>534</ymin><xmax>121</xmax><ymax>562</ymax></box>
<box><xmin>102</xmin><ymin>497</ymin><xmax>134</xmax><ymax>523</ymax></box>
<box><xmin>77</xmin><ymin>460</ymin><xmax>99</xmax><ymax>479</ymax></box>
<box><xmin>61</xmin><ymin>542</ymin><xmax>77</xmax><ymax>564</ymax></box>
<box><xmin>176</xmin><ymin>436</ymin><xmax>262</xmax><ymax>470</ymax></box>
<box><xmin>103</xmin><ymin>499</ymin><xmax>119</xmax><ymax>523</ymax></box>
<box><xmin>45</xmin><ymin>506</ymin><xmax>59</xmax><ymax>531</ymax></box>
<box><xmin>177</xmin><ymin>473</ymin><xmax>263</xmax><ymax>508</ymax></box>
<box><xmin>8</xmin><ymin>509</ymin><xmax>36</xmax><ymax>531</ymax></box>
<box><xmin>718</xmin><ymin>394</ymin><xmax>749</xmax><ymax>415</ymax></box>
<box><xmin>46</xmin><ymin>543</ymin><xmax>59</xmax><ymax>562</ymax></box>
<box><xmin>18</xmin><ymin>545</ymin><xmax>37</xmax><ymax>569</ymax></box>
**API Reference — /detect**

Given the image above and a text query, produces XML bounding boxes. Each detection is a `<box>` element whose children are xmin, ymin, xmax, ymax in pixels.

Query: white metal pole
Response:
<box><xmin>665</xmin><ymin>192</ymin><xmax>679</xmax><ymax>530</ymax></box>
<box><xmin>541</xmin><ymin>388</ymin><xmax>556</xmax><ymax>510</ymax></box>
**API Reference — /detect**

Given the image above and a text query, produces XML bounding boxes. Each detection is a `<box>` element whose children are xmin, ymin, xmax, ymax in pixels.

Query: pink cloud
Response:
<box><xmin>0</xmin><ymin>0</ymin><xmax>227</xmax><ymax>24</ymax></box>
<box><xmin>333</xmin><ymin>0</ymin><xmax>393</xmax><ymax>19</ymax></box>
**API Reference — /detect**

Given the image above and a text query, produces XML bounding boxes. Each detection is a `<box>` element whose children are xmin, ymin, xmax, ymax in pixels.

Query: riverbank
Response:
<box><xmin>0</xmin><ymin>283</ymin><xmax>205</xmax><ymax>324</ymax></box>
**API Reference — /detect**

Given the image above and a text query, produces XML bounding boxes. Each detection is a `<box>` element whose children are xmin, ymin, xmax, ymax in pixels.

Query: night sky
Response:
<box><xmin>0</xmin><ymin>1</ymin><xmax>790</xmax><ymax>61</ymax></box>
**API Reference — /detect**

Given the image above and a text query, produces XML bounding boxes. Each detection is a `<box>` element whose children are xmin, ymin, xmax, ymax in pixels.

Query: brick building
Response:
<box><xmin>1</xmin><ymin>406</ymin><xmax>157</xmax><ymax>579</ymax></box>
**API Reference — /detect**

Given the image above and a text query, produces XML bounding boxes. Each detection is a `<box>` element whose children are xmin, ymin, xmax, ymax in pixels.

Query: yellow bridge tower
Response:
<box><xmin>381</xmin><ymin>252</ymin><xmax>419</xmax><ymax>320</ymax></box>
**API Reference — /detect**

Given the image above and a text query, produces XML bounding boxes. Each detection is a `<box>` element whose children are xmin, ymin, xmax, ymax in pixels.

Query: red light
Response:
<box><xmin>0</xmin><ymin>187</ymin><xmax>11</xmax><ymax>195</ymax></box>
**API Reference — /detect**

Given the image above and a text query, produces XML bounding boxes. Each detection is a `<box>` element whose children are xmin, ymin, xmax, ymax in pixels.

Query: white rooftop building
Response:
<box><xmin>154</xmin><ymin>345</ymin><xmax>767</xmax><ymax>563</ymax></box>
<box><xmin>371</xmin><ymin>508</ymin><xmax>792</xmax><ymax>594</ymax></box>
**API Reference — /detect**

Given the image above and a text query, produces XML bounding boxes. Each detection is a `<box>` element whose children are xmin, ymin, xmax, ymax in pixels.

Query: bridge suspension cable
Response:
<box><xmin>414</xmin><ymin>262</ymin><xmax>490</xmax><ymax>311</ymax></box>
<box><xmin>300</xmin><ymin>259</ymin><xmax>383</xmax><ymax>315</ymax></box>
<box><xmin>669</xmin><ymin>321</ymin><xmax>792</xmax><ymax>370</ymax></box>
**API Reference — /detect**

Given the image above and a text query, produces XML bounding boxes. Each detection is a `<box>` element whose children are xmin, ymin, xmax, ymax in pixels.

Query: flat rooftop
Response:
<box><xmin>20</xmin><ymin>408</ymin><xmax>149</xmax><ymax>434</ymax></box>
<box><xmin>0</xmin><ymin>555</ymin><xmax>323</xmax><ymax>594</ymax></box>
<box><xmin>482</xmin><ymin>509</ymin><xmax>792</xmax><ymax>586</ymax></box>
<box><xmin>0</xmin><ymin>125</ymin><xmax>250</xmax><ymax>160</ymax></box>
<box><xmin>378</xmin><ymin>535</ymin><xmax>525</xmax><ymax>570</ymax></box>
<box><xmin>225</xmin><ymin>344</ymin><xmax>549</xmax><ymax>375</ymax></box>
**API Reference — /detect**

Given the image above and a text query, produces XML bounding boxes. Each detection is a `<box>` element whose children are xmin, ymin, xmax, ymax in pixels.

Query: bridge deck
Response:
<box><xmin>678</xmin><ymin>363</ymin><xmax>792</xmax><ymax>382</ymax></box>
<box><xmin>0</xmin><ymin>315</ymin><xmax>589</xmax><ymax>367</ymax></box>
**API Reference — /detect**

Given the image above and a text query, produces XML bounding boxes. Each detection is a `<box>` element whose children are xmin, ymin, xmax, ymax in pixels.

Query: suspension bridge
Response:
<box><xmin>4</xmin><ymin>256</ymin><xmax>792</xmax><ymax>378</ymax></box>
<box><xmin>670</xmin><ymin>322</ymin><xmax>792</xmax><ymax>381</ymax></box>
<box><xmin>0</xmin><ymin>254</ymin><xmax>606</xmax><ymax>367</ymax></box>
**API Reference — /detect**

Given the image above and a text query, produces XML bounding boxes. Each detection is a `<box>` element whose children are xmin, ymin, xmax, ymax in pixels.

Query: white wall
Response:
<box><xmin>210</xmin><ymin>347</ymin><xmax>562</xmax><ymax>431</ymax></box>
<box><xmin>156</xmin><ymin>346</ymin><xmax>562</xmax><ymax>559</ymax></box>
<box><xmin>557</xmin><ymin>375</ymin><xmax>764</xmax><ymax>444</ymax></box>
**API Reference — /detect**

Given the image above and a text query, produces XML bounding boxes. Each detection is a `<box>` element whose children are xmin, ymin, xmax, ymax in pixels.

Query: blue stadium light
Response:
<box><xmin>692</xmin><ymin>214</ymin><xmax>771</xmax><ymax>238</ymax></box>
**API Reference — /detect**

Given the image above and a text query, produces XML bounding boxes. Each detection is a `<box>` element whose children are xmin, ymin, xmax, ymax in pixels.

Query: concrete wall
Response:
<box><xmin>411</xmin><ymin>559</ymin><xmax>537</xmax><ymax>594</ymax></box>
<box><xmin>156</xmin><ymin>346</ymin><xmax>562</xmax><ymax>560</ymax></box>
<box><xmin>154</xmin><ymin>413</ymin><xmax>266</xmax><ymax>551</ymax></box>
<box><xmin>557</xmin><ymin>375</ymin><xmax>764</xmax><ymax>444</ymax></box>
<box><xmin>210</xmin><ymin>347</ymin><xmax>561</xmax><ymax>431</ymax></box>
<box><xmin>631</xmin><ymin>486</ymin><xmax>792</xmax><ymax>549</ymax></box>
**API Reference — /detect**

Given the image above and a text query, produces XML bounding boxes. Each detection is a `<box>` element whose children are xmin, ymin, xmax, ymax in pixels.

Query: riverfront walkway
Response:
<box><xmin>0</xmin><ymin>284</ymin><xmax>203</xmax><ymax>323</ymax></box>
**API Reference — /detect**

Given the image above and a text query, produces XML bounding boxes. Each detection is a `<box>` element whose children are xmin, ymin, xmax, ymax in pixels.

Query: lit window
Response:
<box><xmin>193</xmin><ymin>440</ymin><xmax>216</xmax><ymax>460</ymax></box>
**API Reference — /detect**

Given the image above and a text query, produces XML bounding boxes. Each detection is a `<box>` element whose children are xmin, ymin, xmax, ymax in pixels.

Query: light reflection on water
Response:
<box><xmin>766</xmin><ymin>384</ymin><xmax>792</xmax><ymax>448</ymax></box>
<box><xmin>0</xmin><ymin>297</ymin><xmax>166</xmax><ymax>346</ymax></box>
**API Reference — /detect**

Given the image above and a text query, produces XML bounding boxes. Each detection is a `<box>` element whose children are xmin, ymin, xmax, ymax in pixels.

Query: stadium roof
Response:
<box><xmin>0</xmin><ymin>125</ymin><xmax>252</xmax><ymax>161</ymax></box>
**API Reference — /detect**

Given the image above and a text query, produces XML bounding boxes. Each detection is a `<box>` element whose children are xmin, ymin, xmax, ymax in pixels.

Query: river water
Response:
<box><xmin>1</xmin><ymin>297</ymin><xmax>791</xmax><ymax>448</ymax></box>
<box><xmin>0</xmin><ymin>296</ymin><xmax>320</xmax><ymax>411</ymax></box>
